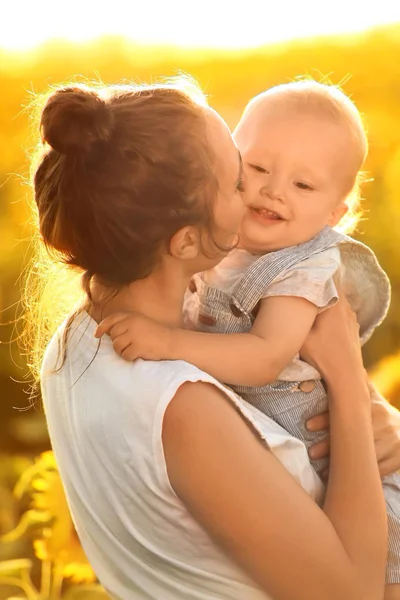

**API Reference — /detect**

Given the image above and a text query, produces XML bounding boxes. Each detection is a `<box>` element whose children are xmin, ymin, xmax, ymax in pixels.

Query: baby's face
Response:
<box><xmin>233</xmin><ymin>108</ymin><xmax>355</xmax><ymax>253</ymax></box>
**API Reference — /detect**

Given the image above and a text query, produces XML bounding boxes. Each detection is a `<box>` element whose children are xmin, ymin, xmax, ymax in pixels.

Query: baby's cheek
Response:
<box><xmin>302</xmin><ymin>205</ymin><xmax>328</xmax><ymax>225</ymax></box>
<box><xmin>291</xmin><ymin>212</ymin><xmax>315</xmax><ymax>236</ymax></box>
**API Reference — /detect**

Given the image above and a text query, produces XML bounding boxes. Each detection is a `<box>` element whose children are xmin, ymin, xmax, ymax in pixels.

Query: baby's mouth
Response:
<box><xmin>250</xmin><ymin>207</ymin><xmax>284</xmax><ymax>221</ymax></box>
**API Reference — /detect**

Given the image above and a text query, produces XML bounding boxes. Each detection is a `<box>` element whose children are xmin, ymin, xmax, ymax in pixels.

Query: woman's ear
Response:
<box><xmin>327</xmin><ymin>201</ymin><xmax>348</xmax><ymax>227</ymax></box>
<box><xmin>169</xmin><ymin>226</ymin><xmax>200</xmax><ymax>260</ymax></box>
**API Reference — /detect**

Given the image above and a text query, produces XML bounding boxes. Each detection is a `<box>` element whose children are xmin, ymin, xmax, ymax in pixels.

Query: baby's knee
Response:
<box><xmin>385</xmin><ymin>583</ymin><xmax>400</xmax><ymax>600</ymax></box>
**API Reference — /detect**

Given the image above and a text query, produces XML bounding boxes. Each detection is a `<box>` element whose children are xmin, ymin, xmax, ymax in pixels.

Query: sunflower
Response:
<box><xmin>4</xmin><ymin>450</ymin><xmax>96</xmax><ymax>584</ymax></box>
<box><xmin>369</xmin><ymin>351</ymin><xmax>400</xmax><ymax>405</ymax></box>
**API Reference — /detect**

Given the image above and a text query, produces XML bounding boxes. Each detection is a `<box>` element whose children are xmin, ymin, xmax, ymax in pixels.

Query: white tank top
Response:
<box><xmin>41</xmin><ymin>312</ymin><xmax>323</xmax><ymax>600</ymax></box>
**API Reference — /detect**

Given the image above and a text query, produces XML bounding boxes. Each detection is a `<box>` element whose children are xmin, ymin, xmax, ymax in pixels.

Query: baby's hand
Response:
<box><xmin>94</xmin><ymin>312</ymin><xmax>172</xmax><ymax>362</ymax></box>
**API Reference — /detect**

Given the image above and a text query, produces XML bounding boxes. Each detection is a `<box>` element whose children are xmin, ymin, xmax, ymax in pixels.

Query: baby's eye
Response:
<box><xmin>295</xmin><ymin>181</ymin><xmax>313</xmax><ymax>191</ymax></box>
<box><xmin>249</xmin><ymin>164</ymin><xmax>269</xmax><ymax>174</ymax></box>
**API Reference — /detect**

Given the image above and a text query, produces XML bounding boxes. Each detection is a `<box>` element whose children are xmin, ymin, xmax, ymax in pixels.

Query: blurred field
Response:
<box><xmin>0</xmin><ymin>25</ymin><xmax>400</xmax><ymax>597</ymax></box>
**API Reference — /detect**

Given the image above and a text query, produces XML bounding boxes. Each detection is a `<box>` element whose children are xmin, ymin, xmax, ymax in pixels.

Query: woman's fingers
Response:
<box><xmin>307</xmin><ymin>411</ymin><xmax>330</xmax><ymax>460</ymax></box>
<box><xmin>309</xmin><ymin>438</ymin><xmax>330</xmax><ymax>460</ymax></box>
<box><xmin>301</xmin><ymin>295</ymin><xmax>363</xmax><ymax>380</ymax></box>
<box><xmin>306</xmin><ymin>411</ymin><xmax>330</xmax><ymax>432</ymax></box>
<box><xmin>376</xmin><ymin>456</ymin><xmax>400</xmax><ymax>479</ymax></box>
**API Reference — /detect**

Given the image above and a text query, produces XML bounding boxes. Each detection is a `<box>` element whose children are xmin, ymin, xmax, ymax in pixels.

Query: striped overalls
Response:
<box><xmin>184</xmin><ymin>226</ymin><xmax>400</xmax><ymax>583</ymax></box>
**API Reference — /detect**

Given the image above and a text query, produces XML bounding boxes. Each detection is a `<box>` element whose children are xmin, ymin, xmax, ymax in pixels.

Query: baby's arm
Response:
<box><xmin>173</xmin><ymin>296</ymin><xmax>318</xmax><ymax>385</ymax></box>
<box><xmin>95</xmin><ymin>296</ymin><xmax>318</xmax><ymax>387</ymax></box>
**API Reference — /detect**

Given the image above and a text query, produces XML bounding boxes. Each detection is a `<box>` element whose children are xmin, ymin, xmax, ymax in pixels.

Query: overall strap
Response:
<box><xmin>232</xmin><ymin>226</ymin><xmax>344</xmax><ymax>314</ymax></box>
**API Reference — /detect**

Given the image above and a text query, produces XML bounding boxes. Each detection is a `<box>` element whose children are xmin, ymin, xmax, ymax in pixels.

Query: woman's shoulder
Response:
<box><xmin>132</xmin><ymin>357</ymin><xmax>270</xmax><ymax>440</ymax></box>
<box><xmin>41</xmin><ymin>312</ymin><xmax>322</xmax><ymax>501</ymax></box>
<box><xmin>41</xmin><ymin>310</ymin><xmax>214</xmax><ymax>392</ymax></box>
<box><xmin>159</xmin><ymin>365</ymin><xmax>324</xmax><ymax>504</ymax></box>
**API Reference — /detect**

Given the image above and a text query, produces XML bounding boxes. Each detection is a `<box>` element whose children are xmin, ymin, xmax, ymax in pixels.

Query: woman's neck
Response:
<box><xmin>89</xmin><ymin>266</ymin><xmax>189</xmax><ymax>328</ymax></box>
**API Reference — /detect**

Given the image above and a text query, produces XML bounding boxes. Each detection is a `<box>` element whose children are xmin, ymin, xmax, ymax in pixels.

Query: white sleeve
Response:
<box><xmin>151</xmin><ymin>361</ymin><xmax>324</xmax><ymax>504</ymax></box>
<box><xmin>262</xmin><ymin>247</ymin><xmax>341</xmax><ymax>312</ymax></box>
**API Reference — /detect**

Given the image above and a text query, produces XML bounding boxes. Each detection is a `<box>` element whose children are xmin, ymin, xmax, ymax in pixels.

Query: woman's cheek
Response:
<box><xmin>242</xmin><ymin>172</ymin><xmax>260</xmax><ymax>206</ymax></box>
<box><xmin>227</xmin><ymin>193</ymin><xmax>245</xmax><ymax>235</ymax></box>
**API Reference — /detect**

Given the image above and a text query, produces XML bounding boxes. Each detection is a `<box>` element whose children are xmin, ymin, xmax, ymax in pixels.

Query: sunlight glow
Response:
<box><xmin>1</xmin><ymin>1</ymin><xmax>400</xmax><ymax>51</ymax></box>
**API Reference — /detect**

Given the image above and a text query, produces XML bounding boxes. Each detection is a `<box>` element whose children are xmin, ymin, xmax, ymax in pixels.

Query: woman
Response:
<box><xmin>31</xmin><ymin>79</ymin><xmax>394</xmax><ymax>600</ymax></box>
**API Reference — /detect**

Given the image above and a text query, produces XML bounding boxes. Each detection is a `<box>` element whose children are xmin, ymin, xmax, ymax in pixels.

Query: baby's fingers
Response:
<box><xmin>112</xmin><ymin>334</ymin><xmax>136</xmax><ymax>359</ymax></box>
<box><xmin>107</xmin><ymin>321</ymin><xmax>130</xmax><ymax>341</ymax></box>
<box><xmin>95</xmin><ymin>313</ymin><xmax>130</xmax><ymax>338</ymax></box>
<box><xmin>121</xmin><ymin>344</ymin><xmax>141</xmax><ymax>362</ymax></box>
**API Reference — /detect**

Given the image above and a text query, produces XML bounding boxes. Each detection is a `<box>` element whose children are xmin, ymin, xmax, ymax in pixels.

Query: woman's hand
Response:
<box><xmin>300</xmin><ymin>290</ymin><xmax>363</xmax><ymax>384</ymax></box>
<box><xmin>306</xmin><ymin>386</ymin><xmax>400</xmax><ymax>478</ymax></box>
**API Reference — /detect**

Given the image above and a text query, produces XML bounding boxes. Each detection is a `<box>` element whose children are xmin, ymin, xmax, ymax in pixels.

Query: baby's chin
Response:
<box><xmin>236</xmin><ymin>220</ymin><xmax>288</xmax><ymax>254</ymax></box>
<box><xmin>237</xmin><ymin>221</ymin><xmax>322</xmax><ymax>254</ymax></box>
<box><xmin>237</xmin><ymin>232</ymin><xmax>288</xmax><ymax>254</ymax></box>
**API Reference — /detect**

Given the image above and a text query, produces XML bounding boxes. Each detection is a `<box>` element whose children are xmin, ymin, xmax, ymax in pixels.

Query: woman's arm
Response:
<box><xmin>163</xmin><ymin>298</ymin><xmax>387</xmax><ymax>600</ymax></box>
<box><xmin>307</xmin><ymin>381</ymin><xmax>400</xmax><ymax>478</ymax></box>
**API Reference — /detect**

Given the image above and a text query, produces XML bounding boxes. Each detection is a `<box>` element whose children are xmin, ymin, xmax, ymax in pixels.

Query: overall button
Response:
<box><xmin>188</xmin><ymin>279</ymin><xmax>197</xmax><ymax>293</ymax></box>
<box><xmin>230</xmin><ymin>303</ymin><xmax>242</xmax><ymax>317</ymax></box>
<box><xmin>198</xmin><ymin>313</ymin><xmax>216</xmax><ymax>326</ymax></box>
<box><xmin>299</xmin><ymin>380</ymin><xmax>316</xmax><ymax>393</ymax></box>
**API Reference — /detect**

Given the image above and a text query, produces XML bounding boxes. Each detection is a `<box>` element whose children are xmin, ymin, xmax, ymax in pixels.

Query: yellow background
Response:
<box><xmin>0</xmin><ymin>24</ymin><xmax>400</xmax><ymax>597</ymax></box>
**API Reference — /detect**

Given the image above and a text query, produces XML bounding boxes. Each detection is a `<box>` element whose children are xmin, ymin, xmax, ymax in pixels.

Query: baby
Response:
<box><xmin>96</xmin><ymin>80</ymin><xmax>399</xmax><ymax>584</ymax></box>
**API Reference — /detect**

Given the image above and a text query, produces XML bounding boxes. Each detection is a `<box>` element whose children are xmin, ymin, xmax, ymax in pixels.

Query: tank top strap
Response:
<box><xmin>232</xmin><ymin>226</ymin><xmax>345</xmax><ymax>314</ymax></box>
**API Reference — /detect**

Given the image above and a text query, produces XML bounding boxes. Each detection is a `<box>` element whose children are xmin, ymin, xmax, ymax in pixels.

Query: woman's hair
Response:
<box><xmin>25</xmin><ymin>77</ymin><xmax>219</xmax><ymax>381</ymax></box>
<box><xmin>244</xmin><ymin>79</ymin><xmax>369</xmax><ymax>234</ymax></box>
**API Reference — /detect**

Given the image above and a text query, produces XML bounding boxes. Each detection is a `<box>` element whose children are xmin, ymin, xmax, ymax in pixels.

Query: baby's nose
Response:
<box><xmin>261</xmin><ymin>172</ymin><xmax>286</xmax><ymax>201</ymax></box>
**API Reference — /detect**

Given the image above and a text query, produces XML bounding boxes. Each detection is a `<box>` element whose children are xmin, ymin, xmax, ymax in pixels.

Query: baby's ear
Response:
<box><xmin>327</xmin><ymin>202</ymin><xmax>348</xmax><ymax>227</ymax></box>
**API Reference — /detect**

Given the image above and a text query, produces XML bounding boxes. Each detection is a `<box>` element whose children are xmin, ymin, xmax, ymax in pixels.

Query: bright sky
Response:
<box><xmin>1</xmin><ymin>0</ymin><xmax>400</xmax><ymax>50</ymax></box>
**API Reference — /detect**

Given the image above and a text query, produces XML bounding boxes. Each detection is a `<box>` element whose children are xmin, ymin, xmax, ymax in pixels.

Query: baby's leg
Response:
<box><xmin>383</xmin><ymin>473</ymin><xmax>400</xmax><ymax>591</ymax></box>
<box><xmin>385</xmin><ymin>584</ymin><xmax>400</xmax><ymax>599</ymax></box>
<box><xmin>241</xmin><ymin>379</ymin><xmax>330</xmax><ymax>474</ymax></box>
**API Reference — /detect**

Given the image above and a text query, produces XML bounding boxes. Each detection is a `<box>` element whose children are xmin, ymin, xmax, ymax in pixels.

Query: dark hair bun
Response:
<box><xmin>41</xmin><ymin>86</ymin><xmax>113</xmax><ymax>156</ymax></box>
